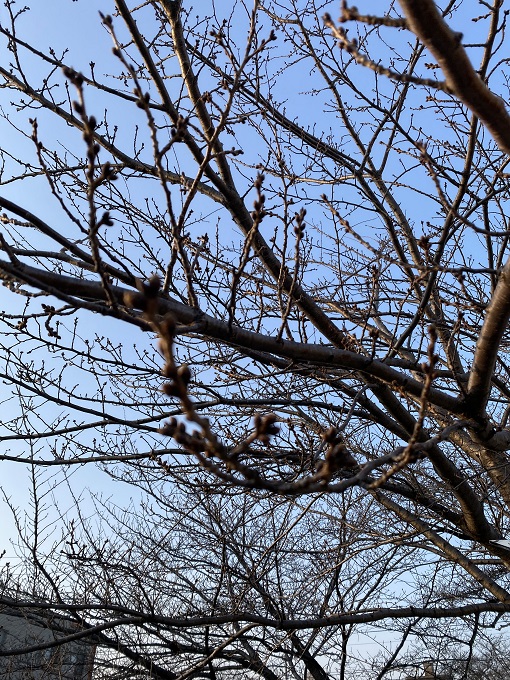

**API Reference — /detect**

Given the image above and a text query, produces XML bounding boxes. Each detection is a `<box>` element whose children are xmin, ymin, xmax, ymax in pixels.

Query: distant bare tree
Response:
<box><xmin>394</xmin><ymin>630</ymin><xmax>510</xmax><ymax>679</ymax></box>
<box><xmin>2</xmin><ymin>0</ymin><xmax>510</xmax><ymax>677</ymax></box>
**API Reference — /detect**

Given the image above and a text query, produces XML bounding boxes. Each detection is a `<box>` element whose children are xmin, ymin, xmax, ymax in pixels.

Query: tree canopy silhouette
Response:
<box><xmin>2</xmin><ymin>0</ymin><xmax>510</xmax><ymax>677</ymax></box>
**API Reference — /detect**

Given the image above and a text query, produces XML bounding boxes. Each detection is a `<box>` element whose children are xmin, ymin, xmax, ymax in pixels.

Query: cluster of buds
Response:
<box><xmin>161</xmin><ymin>362</ymin><xmax>191</xmax><ymax>399</ymax></box>
<box><xmin>253</xmin><ymin>413</ymin><xmax>279</xmax><ymax>446</ymax></box>
<box><xmin>293</xmin><ymin>208</ymin><xmax>307</xmax><ymax>237</ymax></box>
<box><xmin>42</xmin><ymin>304</ymin><xmax>61</xmax><ymax>339</ymax></box>
<box><xmin>156</xmin><ymin>313</ymin><xmax>194</xmax><ymax>403</ymax></box>
<box><xmin>135</xmin><ymin>90</ymin><xmax>151</xmax><ymax>109</ymax></box>
<box><xmin>97</xmin><ymin>209</ymin><xmax>115</xmax><ymax>227</ymax></box>
<box><xmin>171</xmin><ymin>115</ymin><xmax>188</xmax><ymax>142</ymax></box>
<box><xmin>124</xmin><ymin>275</ymin><xmax>162</xmax><ymax>318</ymax></box>
<box><xmin>159</xmin><ymin>418</ymin><xmax>206</xmax><ymax>455</ymax></box>
<box><xmin>252</xmin><ymin>174</ymin><xmax>267</xmax><ymax>223</ymax></box>
<box><xmin>63</xmin><ymin>65</ymin><xmax>84</xmax><ymax>89</ymax></box>
<box><xmin>62</xmin><ymin>66</ymin><xmax>118</xmax><ymax>187</ymax></box>
<box><xmin>149</xmin><ymin>451</ymin><xmax>172</xmax><ymax>475</ymax></box>
<box><xmin>210</xmin><ymin>28</ymin><xmax>225</xmax><ymax>46</ymax></box>
<box><xmin>123</xmin><ymin>276</ymin><xmax>219</xmax><ymax>467</ymax></box>
<box><xmin>124</xmin><ymin>276</ymin><xmax>281</xmax><ymax>477</ymax></box>
<box><xmin>319</xmin><ymin>426</ymin><xmax>358</xmax><ymax>478</ymax></box>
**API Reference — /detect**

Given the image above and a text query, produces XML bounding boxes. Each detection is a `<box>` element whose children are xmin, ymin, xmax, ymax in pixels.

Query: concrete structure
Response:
<box><xmin>0</xmin><ymin>605</ymin><xmax>95</xmax><ymax>679</ymax></box>
<box><xmin>405</xmin><ymin>660</ymin><xmax>448</xmax><ymax>679</ymax></box>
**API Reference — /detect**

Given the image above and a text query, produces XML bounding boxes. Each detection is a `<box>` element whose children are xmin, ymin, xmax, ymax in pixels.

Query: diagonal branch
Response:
<box><xmin>467</xmin><ymin>257</ymin><xmax>510</xmax><ymax>414</ymax></box>
<box><xmin>376</xmin><ymin>493</ymin><xmax>508</xmax><ymax>596</ymax></box>
<box><xmin>463</xmin><ymin>257</ymin><xmax>510</xmax><ymax>452</ymax></box>
<box><xmin>398</xmin><ymin>0</ymin><xmax>510</xmax><ymax>154</ymax></box>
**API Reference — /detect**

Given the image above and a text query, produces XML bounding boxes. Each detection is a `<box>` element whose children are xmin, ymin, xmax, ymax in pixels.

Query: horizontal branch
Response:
<box><xmin>0</xmin><ymin>258</ymin><xmax>463</xmax><ymax>414</ymax></box>
<box><xmin>2</xmin><ymin>597</ymin><xmax>510</xmax><ymax>635</ymax></box>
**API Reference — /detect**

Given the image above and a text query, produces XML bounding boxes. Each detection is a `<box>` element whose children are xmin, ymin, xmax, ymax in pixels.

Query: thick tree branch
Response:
<box><xmin>3</xmin><ymin>596</ymin><xmax>510</xmax><ymax>631</ymax></box>
<box><xmin>398</xmin><ymin>0</ymin><xmax>510</xmax><ymax>154</ymax></box>
<box><xmin>0</xmin><ymin>258</ymin><xmax>462</xmax><ymax>413</ymax></box>
<box><xmin>467</xmin><ymin>257</ymin><xmax>510</xmax><ymax>409</ymax></box>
